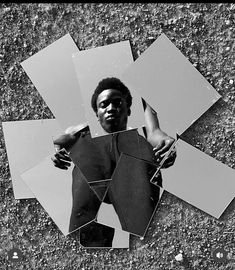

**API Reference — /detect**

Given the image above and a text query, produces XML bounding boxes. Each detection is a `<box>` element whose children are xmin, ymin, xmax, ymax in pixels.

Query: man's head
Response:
<box><xmin>91</xmin><ymin>77</ymin><xmax>132</xmax><ymax>133</ymax></box>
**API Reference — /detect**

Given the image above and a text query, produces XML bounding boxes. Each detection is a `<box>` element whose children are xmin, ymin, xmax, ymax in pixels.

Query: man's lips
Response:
<box><xmin>106</xmin><ymin>115</ymin><xmax>119</xmax><ymax>121</ymax></box>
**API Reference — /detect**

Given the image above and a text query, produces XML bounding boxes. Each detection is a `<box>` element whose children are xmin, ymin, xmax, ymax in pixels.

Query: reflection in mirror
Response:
<box><xmin>89</xmin><ymin>179</ymin><xmax>111</xmax><ymax>202</ymax></box>
<box><xmin>69</xmin><ymin>128</ymin><xmax>142</xmax><ymax>182</ymax></box>
<box><xmin>68</xmin><ymin>166</ymin><xmax>102</xmax><ymax>233</ymax></box>
<box><xmin>72</xmin><ymin>41</ymin><xmax>145</xmax><ymax>138</ymax></box>
<box><xmin>97</xmin><ymin>153</ymin><xmax>164</xmax><ymax>237</ymax></box>
<box><xmin>79</xmin><ymin>221</ymin><xmax>129</xmax><ymax>248</ymax></box>
<box><xmin>96</xmin><ymin>202</ymin><xmax>122</xmax><ymax>230</ymax></box>
<box><xmin>46</xmin><ymin>127</ymin><xmax>144</xmax><ymax>242</ymax></box>
<box><xmin>21</xmin><ymin>156</ymin><xmax>103</xmax><ymax>236</ymax></box>
<box><xmin>151</xmin><ymin>139</ymin><xmax>235</xmax><ymax>218</ymax></box>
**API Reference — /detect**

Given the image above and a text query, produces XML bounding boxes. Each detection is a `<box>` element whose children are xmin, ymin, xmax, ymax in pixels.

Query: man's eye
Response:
<box><xmin>113</xmin><ymin>100</ymin><xmax>123</xmax><ymax>106</ymax></box>
<box><xmin>99</xmin><ymin>99</ymin><xmax>123</xmax><ymax>109</ymax></box>
<box><xmin>99</xmin><ymin>102</ymin><xmax>107</xmax><ymax>108</ymax></box>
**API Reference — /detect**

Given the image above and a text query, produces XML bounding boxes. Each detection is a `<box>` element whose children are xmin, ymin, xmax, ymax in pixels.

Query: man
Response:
<box><xmin>52</xmin><ymin>77</ymin><xmax>176</xmax><ymax>246</ymax></box>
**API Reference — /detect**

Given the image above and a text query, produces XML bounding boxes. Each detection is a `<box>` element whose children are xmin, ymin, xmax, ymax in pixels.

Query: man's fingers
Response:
<box><xmin>55</xmin><ymin>150</ymin><xmax>72</xmax><ymax>162</ymax></box>
<box><xmin>161</xmin><ymin>155</ymin><xmax>176</xmax><ymax>168</ymax></box>
<box><xmin>153</xmin><ymin>141</ymin><xmax>165</xmax><ymax>159</ymax></box>
<box><xmin>51</xmin><ymin>156</ymin><xmax>71</xmax><ymax>168</ymax></box>
<box><xmin>154</xmin><ymin>143</ymin><xmax>170</xmax><ymax>158</ymax></box>
<box><xmin>153</xmin><ymin>140</ymin><xmax>165</xmax><ymax>152</ymax></box>
<box><xmin>154</xmin><ymin>139</ymin><xmax>175</xmax><ymax>156</ymax></box>
<box><xmin>154</xmin><ymin>151</ymin><xmax>166</xmax><ymax>163</ymax></box>
<box><xmin>160</xmin><ymin>150</ymin><xmax>177</xmax><ymax>168</ymax></box>
<box><xmin>51</xmin><ymin>146</ymin><xmax>72</xmax><ymax>170</ymax></box>
<box><xmin>161</xmin><ymin>160</ymin><xmax>174</xmax><ymax>169</ymax></box>
<box><xmin>54</xmin><ymin>163</ymin><xmax>69</xmax><ymax>170</ymax></box>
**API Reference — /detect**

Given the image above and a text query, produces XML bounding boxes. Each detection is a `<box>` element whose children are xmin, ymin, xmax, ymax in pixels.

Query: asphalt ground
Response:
<box><xmin>0</xmin><ymin>3</ymin><xmax>234</xmax><ymax>270</ymax></box>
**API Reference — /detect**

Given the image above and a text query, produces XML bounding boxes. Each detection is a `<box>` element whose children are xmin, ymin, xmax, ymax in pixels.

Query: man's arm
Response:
<box><xmin>142</xmin><ymin>98</ymin><xmax>176</xmax><ymax>168</ymax></box>
<box><xmin>51</xmin><ymin>123</ymin><xmax>88</xmax><ymax>170</ymax></box>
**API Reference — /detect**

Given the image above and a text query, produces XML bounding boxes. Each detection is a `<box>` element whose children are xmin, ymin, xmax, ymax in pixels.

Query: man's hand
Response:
<box><xmin>147</xmin><ymin>128</ymin><xmax>177</xmax><ymax>169</ymax></box>
<box><xmin>51</xmin><ymin>132</ymin><xmax>78</xmax><ymax>170</ymax></box>
<box><xmin>51</xmin><ymin>148</ymin><xmax>72</xmax><ymax>170</ymax></box>
<box><xmin>51</xmin><ymin>125</ymin><xmax>88</xmax><ymax>170</ymax></box>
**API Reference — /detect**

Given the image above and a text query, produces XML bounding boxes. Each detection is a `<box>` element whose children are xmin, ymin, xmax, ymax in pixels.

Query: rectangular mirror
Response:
<box><xmin>21</xmin><ymin>33</ymin><xmax>86</xmax><ymax>131</ymax></box>
<box><xmin>2</xmin><ymin>119</ymin><xmax>62</xmax><ymax>199</ymax></box>
<box><xmin>152</xmin><ymin>138</ymin><xmax>235</xmax><ymax>218</ymax></box>
<box><xmin>21</xmin><ymin>156</ymin><xmax>74</xmax><ymax>235</ymax></box>
<box><xmin>122</xmin><ymin>33</ymin><xmax>221</xmax><ymax>138</ymax></box>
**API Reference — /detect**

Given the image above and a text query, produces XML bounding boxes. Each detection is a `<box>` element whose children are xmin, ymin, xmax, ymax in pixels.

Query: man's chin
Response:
<box><xmin>103</xmin><ymin>124</ymin><xmax>122</xmax><ymax>134</ymax></box>
<box><xmin>101</xmin><ymin>119</ymin><xmax>127</xmax><ymax>134</ymax></box>
<box><xmin>104</xmin><ymin>127</ymin><xmax>119</xmax><ymax>133</ymax></box>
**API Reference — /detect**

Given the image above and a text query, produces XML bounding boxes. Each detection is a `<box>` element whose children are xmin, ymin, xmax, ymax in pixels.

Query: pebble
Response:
<box><xmin>175</xmin><ymin>253</ymin><xmax>183</xmax><ymax>262</ymax></box>
<box><xmin>4</xmin><ymin>7</ymin><xmax>11</xmax><ymax>12</ymax></box>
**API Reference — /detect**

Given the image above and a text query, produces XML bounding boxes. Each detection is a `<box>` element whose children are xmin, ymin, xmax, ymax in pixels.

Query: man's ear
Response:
<box><xmin>128</xmin><ymin>108</ymin><xmax>131</xmax><ymax>116</ymax></box>
<box><xmin>96</xmin><ymin>112</ymin><xmax>100</xmax><ymax>121</ymax></box>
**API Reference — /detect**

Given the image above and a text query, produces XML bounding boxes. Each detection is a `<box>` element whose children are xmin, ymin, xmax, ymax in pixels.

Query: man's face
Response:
<box><xmin>96</xmin><ymin>89</ymin><xmax>130</xmax><ymax>133</ymax></box>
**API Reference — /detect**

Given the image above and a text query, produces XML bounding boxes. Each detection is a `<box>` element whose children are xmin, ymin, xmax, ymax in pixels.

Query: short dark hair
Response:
<box><xmin>91</xmin><ymin>77</ymin><xmax>132</xmax><ymax>113</ymax></box>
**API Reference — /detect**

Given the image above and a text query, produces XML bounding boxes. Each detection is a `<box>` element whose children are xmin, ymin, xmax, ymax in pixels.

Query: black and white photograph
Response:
<box><xmin>0</xmin><ymin>3</ymin><xmax>234</xmax><ymax>269</ymax></box>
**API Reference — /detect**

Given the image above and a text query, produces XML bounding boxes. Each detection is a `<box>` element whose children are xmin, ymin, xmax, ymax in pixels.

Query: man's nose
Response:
<box><xmin>107</xmin><ymin>103</ymin><xmax>116</xmax><ymax>112</ymax></box>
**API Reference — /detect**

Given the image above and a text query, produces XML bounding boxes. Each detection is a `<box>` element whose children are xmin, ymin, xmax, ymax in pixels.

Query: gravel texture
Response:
<box><xmin>0</xmin><ymin>3</ymin><xmax>234</xmax><ymax>270</ymax></box>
